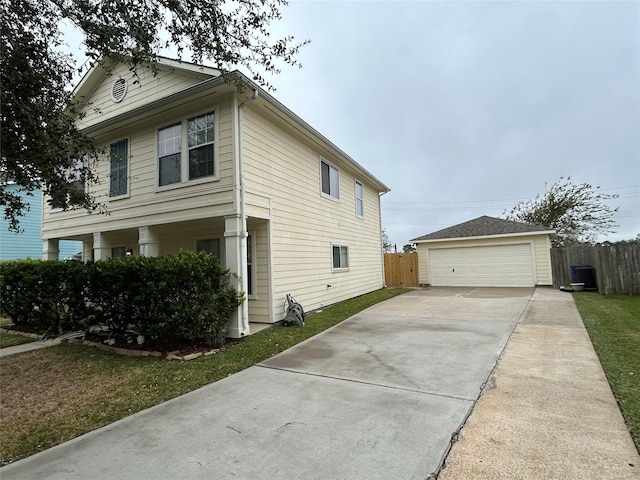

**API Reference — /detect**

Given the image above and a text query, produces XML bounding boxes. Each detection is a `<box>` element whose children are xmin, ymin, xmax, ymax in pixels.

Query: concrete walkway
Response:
<box><xmin>438</xmin><ymin>288</ymin><xmax>640</xmax><ymax>480</ymax></box>
<box><xmin>0</xmin><ymin>338</ymin><xmax>61</xmax><ymax>358</ymax></box>
<box><xmin>1</xmin><ymin>288</ymin><xmax>638</xmax><ymax>479</ymax></box>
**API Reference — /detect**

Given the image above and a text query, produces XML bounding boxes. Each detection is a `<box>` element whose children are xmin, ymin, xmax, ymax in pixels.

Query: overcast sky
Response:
<box><xmin>259</xmin><ymin>0</ymin><xmax>639</xmax><ymax>247</ymax></box>
<box><xmin>62</xmin><ymin>1</ymin><xmax>639</xmax><ymax>247</ymax></box>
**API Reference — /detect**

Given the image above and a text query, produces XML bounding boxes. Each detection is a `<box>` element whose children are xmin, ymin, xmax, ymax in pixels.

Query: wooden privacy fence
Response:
<box><xmin>550</xmin><ymin>245</ymin><xmax>640</xmax><ymax>295</ymax></box>
<box><xmin>384</xmin><ymin>253</ymin><xmax>419</xmax><ymax>287</ymax></box>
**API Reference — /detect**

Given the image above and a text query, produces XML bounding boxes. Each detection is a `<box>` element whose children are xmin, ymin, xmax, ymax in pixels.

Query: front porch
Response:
<box><xmin>43</xmin><ymin>216</ymin><xmax>272</xmax><ymax>337</ymax></box>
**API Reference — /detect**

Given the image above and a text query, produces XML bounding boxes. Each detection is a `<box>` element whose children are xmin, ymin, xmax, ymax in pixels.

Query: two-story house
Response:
<box><xmin>41</xmin><ymin>57</ymin><xmax>389</xmax><ymax>338</ymax></box>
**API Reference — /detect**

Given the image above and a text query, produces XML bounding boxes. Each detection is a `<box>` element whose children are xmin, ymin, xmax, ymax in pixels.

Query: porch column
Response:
<box><xmin>138</xmin><ymin>226</ymin><xmax>160</xmax><ymax>257</ymax></box>
<box><xmin>93</xmin><ymin>232</ymin><xmax>110</xmax><ymax>260</ymax></box>
<box><xmin>224</xmin><ymin>214</ymin><xmax>249</xmax><ymax>338</ymax></box>
<box><xmin>82</xmin><ymin>240</ymin><xmax>93</xmax><ymax>262</ymax></box>
<box><xmin>42</xmin><ymin>239</ymin><xmax>59</xmax><ymax>260</ymax></box>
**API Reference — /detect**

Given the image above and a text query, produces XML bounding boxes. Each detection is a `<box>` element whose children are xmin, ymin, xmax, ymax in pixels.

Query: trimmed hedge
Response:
<box><xmin>0</xmin><ymin>252</ymin><xmax>243</xmax><ymax>347</ymax></box>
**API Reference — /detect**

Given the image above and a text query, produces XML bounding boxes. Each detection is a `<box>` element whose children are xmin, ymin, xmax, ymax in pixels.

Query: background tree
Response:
<box><xmin>1</xmin><ymin>0</ymin><xmax>308</xmax><ymax>231</ymax></box>
<box><xmin>598</xmin><ymin>234</ymin><xmax>640</xmax><ymax>246</ymax></box>
<box><xmin>402</xmin><ymin>243</ymin><xmax>416</xmax><ymax>253</ymax></box>
<box><xmin>504</xmin><ymin>177</ymin><xmax>618</xmax><ymax>247</ymax></box>
<box><xmin>382</xmin><ymin>228</ymin><xmax>393</xmax><ymax>253</ymax></box>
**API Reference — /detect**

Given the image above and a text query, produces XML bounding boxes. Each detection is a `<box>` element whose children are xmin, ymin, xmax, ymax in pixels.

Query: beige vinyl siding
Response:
<box><xmin>533</xmin><ymin>235</ymin><xmax>553</xmax><ymax>285</ymax></box>
<box><xmin>43</xmin><ymin>97</ymin><xmax>236</xmax><ymax>239</ymax></box>
<box><xmin>43</xmin><ymin>191</ymin><xmax>235</xmax><ymax>240</ymax></box>
<box><xmin>415</xmin><ymin>234</ymin><xmax>552</xmax><ymax>286</ymax></box>
<box><xmin>155</xmin><ymin>223</ymin><xmax>225</xmax><ymax>258</ymax></box>
<box><xmin>247</xmin><ymin>220</ymin><xmax>270</xmax><ymax>323</ymax></box>
<box><xmin>77</xmin><ymin>63</ymin><xmax>211</xmax><ymax>130</ymax></box>
<box><xmin>417</xmin><ymin>247</ymin><xmax>429</xmax><ymax>286</ymax></box>
<box><xmin>245</xmin><ymin>190</ymin><xmax>272</xmax><ymax>219</ymax></box>
<box><xmin>241</xmin><ymin>105</ymin><xmax>384</xmax><ymax>319</ymax></box>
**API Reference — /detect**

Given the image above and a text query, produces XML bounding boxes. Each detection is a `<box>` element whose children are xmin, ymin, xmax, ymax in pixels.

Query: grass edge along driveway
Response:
<box><xmin>573</xmin><ymin>292</ymin><xmax>640</xmax><ymax>451</ymax></box>
<box><xmin>0</xmin><ymin>288</ymin><xmax>410</xmax><ymax>466</ymax></box>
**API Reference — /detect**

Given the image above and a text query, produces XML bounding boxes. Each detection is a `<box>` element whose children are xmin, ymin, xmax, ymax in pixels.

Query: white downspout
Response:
<box><xmin>237</xmin><ymin>89</ymin><xmax>259</xmax><ymax>334</ymax></box>
<box><xmin>379</xmin><ymin>190</ymin><xmax>389</xmax><ymax>288</ymax></box>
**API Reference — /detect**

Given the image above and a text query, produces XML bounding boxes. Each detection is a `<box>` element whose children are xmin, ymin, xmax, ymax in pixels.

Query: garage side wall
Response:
<box><xmin>416</xmin><ymin>235</ymin><xmax>552</xmax><ymax>287</ymax></box>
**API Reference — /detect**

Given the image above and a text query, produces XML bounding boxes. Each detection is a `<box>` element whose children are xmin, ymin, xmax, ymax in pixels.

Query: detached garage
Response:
<box><xmin>411</xmin><ymin>216</ymin><xmax>555</xmax><ymax>288</ymax></box>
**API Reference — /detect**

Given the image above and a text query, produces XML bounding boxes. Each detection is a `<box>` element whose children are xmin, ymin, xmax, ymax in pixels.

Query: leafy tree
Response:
<box><xmin>504</xmin><ymin>177</ymin><xmax>618</xmax><ymax>247</ymax></box>
<box><xmin>402</xmin><ymin>243</ymin><xmax>416</xmax><ymax>253</ymax></box>
<box><xmin>1</xmin><ymin>0</ymin><xmax>308</xmax><ymax>231</ymax></box>
<box><xmin>382</xmin><ymin>228</ymin><xmax>393</xmax><ymax>253</ymax></box>
<box><xmin>598</xmin><ymin>234</ymin><xmax>640</xmax><ymax>246</ymax></box>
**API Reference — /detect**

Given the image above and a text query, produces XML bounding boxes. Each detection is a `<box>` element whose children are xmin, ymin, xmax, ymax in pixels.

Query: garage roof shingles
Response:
<box><xmin>411</xmin><ymin>215</ymin><xmax>553</xmax><ymax>242</ymax></box>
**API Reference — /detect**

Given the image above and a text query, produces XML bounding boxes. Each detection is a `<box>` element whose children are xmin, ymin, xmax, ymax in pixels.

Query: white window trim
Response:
<box><xmin>355</xmin><ymin>180</ymin><xmax>364</xmax><ymax>218</ymax></box>
<box><xmin>247</xmin><ymin>230</ymin><xmax>257</xmax><ymax>300</ymax></box>
<box><xmin>155</xmin><ymin>106</ymin><xmax>220</xmax><ymax>192</ymax></box>
<box><xmin>109</xmin><ymin>137</ymin><xmax>131</xmax><ymax>201</ymax></box>
<box><xmin>320</xmin><ymin>157</ymin><xmax>340</xmax><ymax>201</ymax></box>
<box><xmin>331</xmin><ymin>243</ymin><xmax>350</xmax><ymax>271</ymax></box>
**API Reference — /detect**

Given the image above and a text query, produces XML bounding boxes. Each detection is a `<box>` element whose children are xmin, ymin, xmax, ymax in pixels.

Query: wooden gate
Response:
<box><xmin>384</xmin><ymin>253</ymin><xmax>419</xmax><ymax>287</ymax></box>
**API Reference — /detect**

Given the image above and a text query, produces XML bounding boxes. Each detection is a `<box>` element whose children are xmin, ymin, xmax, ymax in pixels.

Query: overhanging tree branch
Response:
<box><xmin>1</xmin><ymin>0</ymin><xmax>308</xmax><ymax>231</ymax></box>
<box><xmin>503</xmin><ymin>177</ymin><xmax>618</xmax><ymax>247</ymax></box>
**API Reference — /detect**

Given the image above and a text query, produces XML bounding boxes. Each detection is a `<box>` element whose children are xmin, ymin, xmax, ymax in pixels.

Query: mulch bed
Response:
<box><xmin>2</xmin><ymin>325</ymin><xmax>232</xmax><ymax>361</ymax></box>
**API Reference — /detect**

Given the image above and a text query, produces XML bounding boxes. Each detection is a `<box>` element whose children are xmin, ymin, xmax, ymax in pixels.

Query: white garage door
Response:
<box><xmin>429</xmin><ymin>244</ymin><xmax>535</xmax><ymax>287</ymax></box>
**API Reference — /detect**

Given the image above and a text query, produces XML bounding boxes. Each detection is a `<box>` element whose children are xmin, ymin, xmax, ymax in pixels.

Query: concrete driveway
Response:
<box><xmin>0</xmin><ymin>287</ymin><xmax>533</xmax><ymax>480</ymax></box>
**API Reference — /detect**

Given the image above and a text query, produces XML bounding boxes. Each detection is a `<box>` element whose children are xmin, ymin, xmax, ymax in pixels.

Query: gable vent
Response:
<box><xmin>111</xmin><ymin>78</ymin><xmax>127</xmax><ymax>103</ymax></box>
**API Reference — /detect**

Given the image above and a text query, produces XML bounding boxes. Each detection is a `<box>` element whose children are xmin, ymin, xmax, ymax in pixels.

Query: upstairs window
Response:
<box><xmin>321</xmin><ymin>159</ymin><xmax>339</xmax><ymax>199</ymax></box>
<box><xmin>109</xmin><ymin>139</ymin><xmax>128</xmax><ymax>197</ymax></box>
<box><xmin>188</xmin><ymin>113</ymin><xmax>215</xmax><ymax>180</ymax></box>
<box><xmin>158</xmin><ymin>111</ymin><xmax>217</xmax><ymax>188</ymax></box>
<box><xmin>158</xmin><ymin>124</ymin><xmax>182</xmax><ymax>186</ymax></box>
<box><xmin>49</xmin><ymin>158</ymin><xmax>86</xmax><ymax>209</ymax></box>
<box><xmin>355</xmin><ymin>181</ymin><xmax>364</xmax><ymax>217</ymax></box>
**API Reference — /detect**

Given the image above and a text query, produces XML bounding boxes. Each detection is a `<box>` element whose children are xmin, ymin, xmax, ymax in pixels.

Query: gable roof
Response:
<box><xmin>72</xmin><ymin>56</ymin><xmax>221</xmax><ymax>102</ymax></box>
<box><xmin>71</xmin><ymin>57</ymin><xmax>390</xmax><ymax>194</ymax></box>
<box><xmin>411</xmin><ymin>215</ymin><xmax>555</xmax><ymax>243</ymax></box>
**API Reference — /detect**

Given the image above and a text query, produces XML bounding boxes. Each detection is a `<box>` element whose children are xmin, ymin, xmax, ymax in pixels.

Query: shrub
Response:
<box><xmin>0</xmin><ymin>259</ymin><xmax>44</xmax><ymax>327</ymax></box>
<box><xmin>0</xmin><ymin>259</ymin><xmax>88</xmax><ymax>333</ymax></box>
<box><xmin>0</xmin><ymin>252</ymin><xmax>244</xmax><ymax>347</ymax></box>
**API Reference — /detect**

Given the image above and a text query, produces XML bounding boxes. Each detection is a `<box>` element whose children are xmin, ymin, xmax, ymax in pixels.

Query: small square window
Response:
<box><xmin>332</xmin><ymin>245</ymin><xmax>349</xmax><ymax>269</ymax></box>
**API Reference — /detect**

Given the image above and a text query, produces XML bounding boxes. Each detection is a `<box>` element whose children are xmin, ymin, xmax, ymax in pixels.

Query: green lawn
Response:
<box><xmin>0</xmin><ymin>332</ymin><xmax>37</xmax><ymax>349</ymax></box>
<box><xmin>0</xmin><ymin>317</ymin><xmax>13</xmax><ymax>327</ymax></box>
<box><xmin>0</xmin><ymin>318</ymin><xmax>38</xmax><ymax>348</ymax></box>
<box><xmin>0</xmin><ymin>288</ymin><xmax>410</xmax><ymax>465</ymax></box>
<box><xmin>573</xmin><ymin>293</ymin><xmax>640</xmax><ymax>450</ymax></box>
